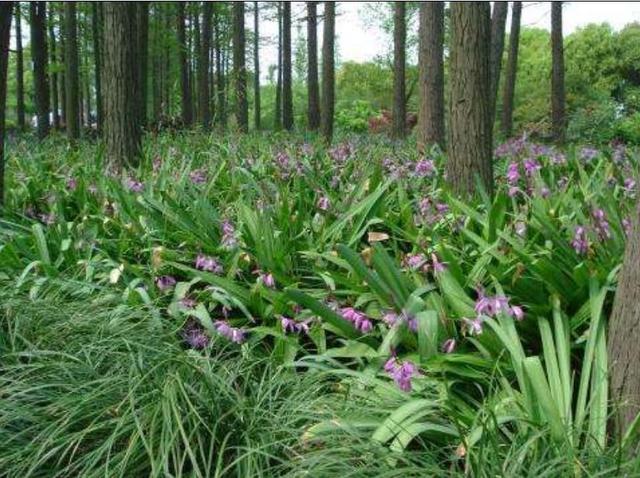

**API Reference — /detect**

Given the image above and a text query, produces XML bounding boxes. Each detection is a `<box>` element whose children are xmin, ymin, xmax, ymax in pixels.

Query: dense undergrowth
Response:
<box><xmin>1</xmin><ymin>130</ymin><xmax>640</xmax><ymax>476</ymax></box>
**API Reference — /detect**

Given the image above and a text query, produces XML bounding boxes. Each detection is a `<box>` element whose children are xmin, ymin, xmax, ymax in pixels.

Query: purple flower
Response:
<box><xmin>156</xmin><ymin>275</ymin><xmax>177</xmax><ymax>291</ymax></box>
<box><xmin>66</xmin><ymin>177</ymin><xmax>77</xmax><ymax>191</ymax></box>
<box><xmin>539</xmin><ymin>186</ymin><xmax>551</xmax><ymax>198</ymax></box>
<box><xmin>195</xmin><ymin>254</ymin><xmax>223</xmax><ymax>274</ymax></box>
<box><xmin>571</xmin><ymin>226</ymin><xmax>589</xmax><ymax>255</ymax></box>
<box><xmin>557</xmin><ymin>176</ymin><xmax>569</xmax><ymax>189</ymax></box>
<box><xmin>189</xmin><ymin>169</ymin><xmax>207</xmax><ymax>184</ymax></box>
<box><xmin>506</xmin><ymin>162</ymin><xmax>520</xmax><ymax>184</ymax></box>
<box><xmin>463</xmin><ymin>317</ymin><xmax>484</xmax><ymax>336</ymax></box>
<box><xmin>38</xmin><ymin>212</ymin><xmax>56</xmax><ymax>225</ymax></box>
<box><xmin>431</xmin><ymin>253</ymin><xmax>446</xmax><ymax>273</ymax></box>
<box><xmin>180</xmin><ymin>297</ymin><xmax>197</xmax><ymax>309</ymax></box>
<box><xmin>414</xmin><ymin>158</ymin><xmax>436</xmax><ymax>178</ymax></box>
<box><xmin>329</xmin><ymin>143</ymin><xmax>352</xmax><ymax>164</ymax></box>
<box><xmin>126</xmin><ymin>178</ymin><xmax>144</xmax><ymax>193</ymax></box>
<box><xmin>623</xmin><ymin>217</ymin><xmax>632</xmax><ymax>237</ymax></box>
<box><xmin>384</xmin><ymin>357</ymin><xmax>420</xmax><ymax>392</ymax></box>
<box><xmin>382</xmin><ymin>311</ymin><xmax>400</xmax><ymax>327</ymax></box>
<box><xmin>340</xmin><ymin>307</ymin><xmax>373</xmax><ymax>333</ymax></box>
<box><xmin>474</xmin><ymin>287</ymin><xmax>523</xmax><ymax>319</ymax></box>
<box><xmin>258</xmin><ymin>272</ymin><xmax>276</xmax><ymax>288</ymax></box>
<box><xmin>623</xmin><ymin>178</ymin><xmax>636</xmax><ymax>197</ymax></box>
<box><xmin>404</xmin><ymin>253</ymin><xmax>429</xmax><ymax>272</ymax></box>
<box><xmin>214</xmin><ymin>320</ymin><xmax>246</xmax><ymax>343</ymax></box>
<box><xmin>511</xmin><ymin>305</ymin><xmax>525</xmax><ymax>321</ymax></box>
<box><xmin>550</xmin><ymin>152</ymin><xmax>567</xmax><ymax>165</ymax></box>
<box><xmin>317</xmin><ymin>195</ymin><xmax>330</xmax><ymax>211</ymax></box>
<box><xmin>221</xmin><ymin>220</ymin><xmax>238</xmax><ymax>249</ymax></box>
<box><xmin>182</xmin><ymin>322</ymin><xmax>210</xmax><ymax>349</ymax></box>
<box><xmin>592</xmin><ymin>209</ymin><xmax>611</xmax><ymax>241</ymax></box>
<box><xmin>580</xmin><ymin>147</ymin><xmax>599</xmax><ymax>163</ymax></box>
<box><xmin>441</xmin><ymin>338</ymin><xmax>456</xmax><ymax>354</ymax></box>
<box><xmin>523</xmin><ymin>159</ymin><xmax>541</xmax><ymax>177</ymax></box>
<box><xmin>280</xmin><ymin>315</ymin><xmax>311</xmax><ymax>334</ymax></box>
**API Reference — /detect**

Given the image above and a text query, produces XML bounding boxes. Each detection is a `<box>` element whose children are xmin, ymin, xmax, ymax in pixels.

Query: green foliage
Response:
<box><xmin>335</xmin><ymin>100</ymin><xmax>377</xmax><ymax>133</ymax></box>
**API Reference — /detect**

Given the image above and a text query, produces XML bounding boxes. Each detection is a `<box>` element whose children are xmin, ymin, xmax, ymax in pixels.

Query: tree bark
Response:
<box><xmin>307</xmin><ymin>1</ymin><xmax>320</xmax><ymax>131</ymax></box>
<box><xmin>92</xmin><ymin>2</ymin><xmax>102</xmax><ymax>132</ymax></box>
<box><xmin>177</xmin><ymin>2</ymin><xmax>192</xmax><ymax>126</ymax></box>
<box><xmin>417</xmin><ymin>1</ymin><xmax>444</xmax><ymax>150</ymax></box>
<box><xmin>215</xmin><ymin>10</ymin><xmax>226</xmax><ymax>127</ymax></box>
<box><xmin>275</xmin><ymin>2</ymin><xmax>282</xmax><ymax>129</ymax></box>
<box><xmin>320</xmin><ymin>1</ymin><xmax>335</xmax><ymax>143</ymax></box>
<box><xmin>233</xmin><ymin>1</ymin><xmax>248</xmax><ymax>132</ymax></box>
<box><xmin>489</xmin><ymin>2</ymin><xmax>508</xmax><ymax>125</ymax></box>
<box><xmin>609</xmin><ymin>195</ymin><xmax>640</xmax><ymax>436</ymax></box>
<box><xmin>47</xmin><ymin>3</ymin><xmax>60</xmax><ymax>129</ymax></box>
<box><xmin>252</xmin><ymin>1</ymin><xmax>260</xmax><ymax>130</ymax></box>
<box><xmin>102</xmin><ymin>2</ymin><xmax>141</xmax><ymax>168</ymax></box>
<box><xmin>58</xmin><ymin>8</ymin><xmax>66</xmax><ymax>127</ymax></box>
<box><xmin>392</xmin><ymin>1</ymin><xmax>406</xmax><ymax>139</ymax></box>
<box><xmin>30</xmin><ymin>2</ymin><xmax>50</xmax><ymax>138</ymax></box>
<box><xmin>282</xmin><ymin>1</ymin><xmax>293</xmax><ymax>130</ymax></box>
<box><xmin>198</xmin><ymin>1</ymin><xmax>212</xmax><ymax>127</ymax></box>
<box><xmin>64</xmin><ymin>1</ymin><xmax>80</xmax><ymax>140</ymax></box>
<box><xmin>447</xmin><ymin>2</ymin><xmax>493</xmax><ymax>198</ymax></box>
<box><xmin>82</xmin><ymin>9</ymin><xmax>91</xmax><ymax>128</ymax></box>
<box><xmin>551</xmin><ymin>1</ymin><xmax>565</xmax><ymax>144</ymax></box>
<box><xmin>0</xmin><ymin>2</ymin><xmax>12</xmax><ymax>207</ymax></box>
<box><xmin>136</xmin><ymin>2</ymin><xmax>149</xmax><ymax>128</ymax></box>
<box><xmin>15</xmin><ymin>3</ymin><xmax>25</xmax><ymax>129</ymax></box>
<box><xmin>501</xmin><ymin>1</ymin><xmax>521</xmax><ymax>138</ymax></box>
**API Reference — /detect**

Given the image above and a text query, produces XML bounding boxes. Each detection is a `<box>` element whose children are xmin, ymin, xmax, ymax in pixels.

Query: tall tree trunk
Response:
<box><xmin>417</xmin><ymin>2</ymin><xmax>444</xmax><ymax>150</ymax></box>
<box><xmin>30</xmin><ymin>2</ymin><xmax>50</xmax><ymax>139</ymax></box>
<box><xmin>392</xmin><ymin>1</ymin><xmax>406</xmax><ymax>139</ymax></box>
<box><xmin>282</xmin><ymin>1</ymin><xmax>293</xmax><ymax>131</ymax></box>
<box><xmin>0</xmin><ymin>2</ymin><xmax>12</xmax><ymax>207</ymax></box>
<box><xmin>198</xmin><ymin>1</ymin><xmax>212</xmax><ymax>127</ymax></box>
<box><xmin>136</xmin><ymin>2</ymin><xmax>149</xmax><ymax>128</ymax></box>
<box><xmin>306</xmin><ymin>1</ymin><xmax>320</xmax><ymax>130</ymax></box>
<box><xmin>58</xmin><ymin>7</ymin><xmax>66</xmax><ymax>128</ymax></box>
<box><xmin>489</xmin><ymin>1</ymin><xmax>508</xmax><ymax>124</ymax></box>
<box><xmin>501</xmin><ymin>2</ymin><xmax>521</xmax><ymax>138</ymax></box>
<box><xmin>551</xmin><ymin>1</ymin><xmax>565</xmax><ymax>144</ymax></box>
<box><xmin>103</xmin><ymin>2</ymin><xmax>141</xmax><ymax>168</ymax></box>
<box><xmin>64</xmin><ymin>1</ymin><xmax>80</xmax><ymax>140</ymax></box>
<box><xmin>320</xmin><ymin>1</ymin><xmax>335</xmax><ymax>143</ymax></box>
<box><xmin>275</xmin><ymin>2</ymin><xmax>282</xmax><ymax>129</ymax></box>
<box><xmin>447</xmin><ymin>2</ymin><xmax>492</xmax><ymax>198</ymax></box>
<box><xmin>215</xmin><ymin>10</ymin><xmax>226</xmax><ymax>127</ymax></box>
<box><xmin>233</xmin><ymin>1</ymin><xmax>248</xmax><ymax>132</ymax></box>
<box><xmin>82</xmin><ymin>10</ymin><xmax>91</xmax><ymax>128</ymax></box>
<box><xmin>15</xmin><ymin>3</ymin><xmax>25</xmax><ymax>129</ymax></box>
<box><xmin>48</xmin><ymin>2</ymin><xmax>60</xmax><ymax>129</ymax></box>
<box><xmin>162</xmin><ymin>8</ymin><xmax>171</xmax><ymax>117</ymax></box>
<box><xmin>253</xmin><ymin>1</ymin><xmax>260</xmax><ymax>130</ymax></box>
<box><xmin>92</xmin><ymin>2</ymin><xmax>102</xmax><ymax>132</ymax></box>
<box><xmin>177</xmin><ymin>2</ymin><xmax>192</xmax><ymax>126</ymax></box>
<box><xmin>609</xmin><ymin>195</ymin><xmax>640</xmax><ymax>436</ymax></box>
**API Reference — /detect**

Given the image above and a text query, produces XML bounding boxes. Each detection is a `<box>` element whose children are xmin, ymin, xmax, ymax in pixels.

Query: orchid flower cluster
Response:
<box><xmin>339</xmin><ymin>306</ymin><xmax>373</xmax><ymax>333</ymax></box>
<box><xmin>384</xmin><ymin>357</ymin><xmax>420</xmax><ymax>392</ymax></box>
<box><xmin>463</xmin><ymin>287</ymin><xmax>524</xmax><ymax>336</ymax></box>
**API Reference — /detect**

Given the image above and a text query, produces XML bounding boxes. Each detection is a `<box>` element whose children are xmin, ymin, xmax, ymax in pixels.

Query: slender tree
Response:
<box><xmin>58</xmin><ymin>7</ymin><xmax>66</xmax><ymax>127</ymax></box>
<box><xmin>198</xmin><ymin>1</ymin><xmax>212</xmax><ymax>127</ymax></box>
<box><xmin>48</xmin><ymin>2</ymin><xmax>60</xmax><ymax>129</ymax></box>
<box><xmin>489</xmin><ymin>1</ymin><xmax>508</xmax><ymax>123</ymax></box>
<box><xmin>102</xmin><ymin>2</ymin><xmax>141</xmax><ymax>168</ymax></box>
<box><xmin>136</xmin><ymin>2</ymin><xmax>149</xmax><ymax>127</ymax></box>
<box><xmin>14</xmin><ymin>3</ymin><xmax>25</xmax><ymax>129</ymax></box>
<box><xmin>282</xmin><ymin>1</ymin><xmax>293</xmax><ymax>130</ymax></box>
<box><xmin>392</xmin><ymin>1</ymin><xmax>406</xmax><ymax>139</ymax></box>
<box><xmin>501</xmin><ymin>1</ymin><xmax>521</xmax><ymax>138</ymax></box>
<box><xmin>320</xmin><ymin>1</ymin><xmax>335</xmax><ymax>143</ymax></box>
<box><xmin>307</xmin><ymin>1</ymin><xmax>320</xmax><ymax>130</ymax></box>
<box><xmin>30</xmin><ymin>2</ymin><xmax>50</xmax><ymax>138</ymax></box>
<box><xmin>417</xmin><ymin>2</ymin><xmax>444</xmax><ymax>150</ymax></box>
<box><xmin>253</xmin><ymin>1</ymin><xmax>261</xmax><ymax>130</ymax></box>
<box><xmin>551</xmin><ymin>1</ymin><xmax>565</xmax><ymax>143</ymax></box>
<box><xmin>0</xmin><ymin>2</ymin><xmax>12</xmax><ymax>207</ymax></box>
<box><xmin>82</xmin><ymin>8</ymin><xmax>91</xmax><ymax>128</ymax></box>
<box><xmin>233</xmin><ymin>1</ymin><xmax>248</xmax><ymax>132</ymax></box>
<box><xmin>215</xmin><ymin>7</ymin><xmax>226</xmax><ymax>127</ymax></box>
<box><xmin>92</xmin><ymin>2</ymin><xmax>102</xmax><ymax>132</ymax></box>
<box><xmin>447</xmin><ymin>2</ymin><xmax>492</xmax><ymax>197</ymax></box>
<box><xmin>177</xmin><ymin>2</ymin><xmax>192</xmax><ymax>126</ymax></box>
<box><xmin>275</xmin><ymin>2</ymin><xmax>282</xmax><ymax>129</ymax></box>
<box><xmin>64</xmin><ymin>1</ymin><xmax>80</xmax><ymax>139</ymax></box>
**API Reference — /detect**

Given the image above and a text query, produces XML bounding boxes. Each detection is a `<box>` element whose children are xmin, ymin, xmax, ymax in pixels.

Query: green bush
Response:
<box><xmin>567</xmin><ymin>99</ymin><xmax>621</xmax><ymax>144</ymax></box>
<box><xmin>335</xmin><ymin>100</ymin><xmax>378</xmax><ymax>133</ymax></box>
<box><xmin>615</xmin><ymin>112</ymin><xmax>640</xmax><ymax>143</ymax></box>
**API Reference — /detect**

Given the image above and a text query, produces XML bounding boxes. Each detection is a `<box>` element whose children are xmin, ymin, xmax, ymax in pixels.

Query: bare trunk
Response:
<box><xmin>551</xmin><ymin>1</ymin><xmax>565</xmax><ymax>144</ymax></box>
<box><xmin>92</xmin><ymin>2</ymin><xmax>102</xmax><ymax>132</ymax></box>
<box><xmin>233</xmin><ymin>1</ymin><xmax>248</xmax><ymax>132</ymax></box>
<box><xmin>282</xmin><ymin>1</ymin><xmax>293</xmax><ymax>130</ymax></box>
<box><xmin>198</xmin><ymin>1</ymin><xmax>212</xmax><ymax>127</ymax></box>
<box><xmin>320</xmin><ymin>1</ymin><xmax>335</xmax><ymax>143</ymax></box>
<box><xmin>47</xmin><ymin>3</ymin><xmax>60</xmax><ymax>129</ymax></box>
<box><xmin>215</xmin><ymin>11</ymin><xmax>226</xmax><ymax>127</ymax></box>
<box><xmin>178</xmin><ymin>2</ymin><xmax>192</xmax><ymax>126</ymax></box>
<box><xmin>489</xmin><ymin>1</ymin><xmax>508</xmax><ymax>124</ymax></box>
<box><xmin>15</xmin><ymin>4</ymin><xmax>25</xmax><ymax>129</ymax></box>
<box><xmin>31</xmin><ymin>2</ymin><xmax>50</xmax><ymax>138</ymax></box>
<box><xmin>137</xmin><ymin>2</ymin><xmax>149</xmax><ymax>128</ymax></box>
<box><xmin>253</xmin><ymin>1</ymin><xmax>261</xmax><ymax>130</ymax></box>
<box><xmin>64</xmin><ymin>1</ymin><xmax>80</xmax><ymax>140</ymax></box>
<box><xmin>392</xmin><ymin>1</ymin><xmax>406</xmax><ymax>139</ymax></box>
<box><xmin>307</xmin><ymin>1</ymin><xmax>320</xmax><ymax>130</ymax></box>
<box><xmin>275</xmin><ymin>2</ymin><xmax>282</xmax><ymax>129</ymax></box>
<box><xmin>0</xmin><ymin>2</ymin><xmax>13</xmax><ymax>207</ymax></box>
<box><xmin>447</xmin><ymin>2</ymin><xmax>493</xmax><ymax>198</ymax></box>
<box><xmin>501</xmin><ymin>1</ymin><xmax>521</xmax><ymax>138</ymax></box>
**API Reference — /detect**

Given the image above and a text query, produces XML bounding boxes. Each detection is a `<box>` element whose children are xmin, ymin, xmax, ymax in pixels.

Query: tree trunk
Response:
<box><xmin>609</xmin><ymin>195</ymin><xmax>640</xmax><ymax>436</ymax></box>
<box><xmin>307</xmin><ymin>1</ymin><xmax>320</xmax><ymax>131</ymax></box>
<box><xmin>275</xmin><ymin>2</ymin><xmax>282</xmax><ymax>129</ymax></box>
<box><xmin>417</xmin><ymin>1</ymin><xmax>444</xmax><ymax>150</ymax></box>
<box><xmin>501</xmin><ymin>1</ymin><xmax>521</xmax><ymax>138</ymax></box>
<box><xmin>392</xmin><ymin>1</ymin><xmax>406</xmax><ymax>139</ymax></box>
<box><xmin>82</xmin><ymin>10</ymin><xmax>91</xmax><ymax>128</ymax></box>
<box><xmin>178</xmin><ymin>2</ymin><xmax>192</xmax><ymax>126</ymax></box>
<box><xmin>58</xmin><ymin>8</ymin><xmax>66</xmax><ymax>127</ymax></box>
<box><xmin>282</xmin><ymin>1</ymin><xmax>293</xmax><ymax>130</ymax></box>
<box><xmin>30</xmin><ymin>2</ymin><xmax>50</xmax><ymax>139</ymax></box>
<box><xmin>162</xmin><ymin>8</ymin><xmax>171</xmax><ymax>117</ymax></box>
<box><xmin>551</xmin><ymin>1</ymin><xmax>565</xmax><ymax>144</ymax></box>
<box><xmin>48</xmin><ymin>3</ymin><xmax>60</xmax><ymax>129</ymax></box>
<box><xmin>102</xmin><ymin>2</ymin><xmax>141</xmax><ymax>168</ymax></box>
<box><xmin>136</xmin><ymin>2</ymin><xmax>149</xmax><ymax>128</ymax></box>
<box><xmin>0</xmin><ymin>2</ymin><xmax>12</xmax><ymax>207</ymax></box>
<box><xmin>253</xmin><ymin>1</ymin><xmax>260</xmax><ymax>130</ymax></box>
<box><xmin>447</xmin><ymin>2</ymin><xmax>493</xmax><ymax>198</ymax></box>
<box><xmin>92</xmin><ymin>2</ymin><xmax>102</xmax><ymax>132</ymax></box>
<box><xmin>15</xmin><ymin>3</ymin><xmax>25</xmax><ymax>129</ymax></box>
<box><xmin>64</xmin><ymin>1</ymin><xmax>80</xmax><ymax>140</ymax></box>
<box><xmin>198</xmin><ymin>1</ymin><xmax>212</xmax><ymax>127</ymax></box>
<box><xmin>215</xmin><ymin>10</ymin><xmax>226</xmax><ymax>127</ymax></box>
<box><xmin>320</xmin><ymin>1</ymin><xmax>335</xmax><ymax>143</ymax></box>
<box><xmin>233</xmin><ymin>1</ymin><xmax>248</xmax><ymax>132</ymax></box>
<box><xmin>489</xmin><ymin>1</ymin><xmax>508</xmax><ymax>125</ymax></box>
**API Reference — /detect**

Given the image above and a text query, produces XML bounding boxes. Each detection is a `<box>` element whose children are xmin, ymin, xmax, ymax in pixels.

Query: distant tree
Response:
<box><xmin>282</xmin><ymin>1</ymin><xmax>293</xmax><ymax>130</ymax></box>
<box><xmin>392</xmin><ymin>1</ymin><xmax>406</xmax><ymax>139</ymax></box>
<box><xmin>489</xmin><ymin>1</ymin><xmax>508</xmax><ymax>123</ymax></box>
<box><xmin>198</xmin><ymin>1</ymin><xmax>212</xmax><ymax>127</ymax></box>
<box><xmin>447</xmin><ymin>2</ymin><xmax>493</xmax><ymax>197</ymax></box>
<box><xmin>58</xmin><ymin>7</ymin><xmax>66</xmax><ymax>126</ymax></box>
<box><xmin>0</xmin><ymin>2</ymin><xmax>12</xmax><ymax>207</ymax></box>
<box><xmin>102</xmin><ymin>2</ymin><xmax>141</xmax><ymax>168</ymax></box>
<box><xmin>501</xmin><ymin>2</ymin><xmax>521</xmax><ymax>138</ymax></box>
<box><xmin>48</xmin><ymin>3</ymin><xmax>60</xmax><ymax>129</ymax></box>
<box><xmin>30</xmin><ymin>2</ymin><xmax>50</xmax><ymax>138</ymax></box>
<box><xmin>177</xmin><ymin>2</ymin><xmax>192</xmax><ymax>126</ymax></box>
<box><xmin>320</xmin><ymin>1</ymin><xmax>335</xmax><ymax>143</ymax></box>
<box><xmin>233</xmin><ymin>1</ymin><xmax>248</xmax><ymax>132</ymax></box>
<box><xmin>307</xmin><ymin>1</ymin><xmax>320</xmax><ymax>130</ymax></box>
<box><xmin>417</xmin><ymin>2</ymin><xmax>444</xmax><ymax>150</ymax></box>
<box><xmin>275</xmin><ymin>2</ymin><xmax>282</xmax><ymax>129</ymax></box>
<box><xmin>136</xmin><ymin>2</ymin><xmax>149</xmax><ymax>128</ymax></box>
<box><xmin>14</xmin><ymin>3</ymin><xmax>25</xmax><ymax>129</ymax></box>
<box><xmin>64</xmin><ymin>1</ymin><xmax>80</xmax><ymax>140</ymax></box>
<box><xmin>253</xmin><ymin>1</ymin><xmax>261</xmax><ymax>130</ymax></box>
<box><xmin>215</xmin><ymin>6</ymin><xmax>226</xmax><ymax>127</ymax></box>
<box><xmin>551</xmin><ymin>1</ymin><xmax>566</xmax><ymax>143</ymax></box>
